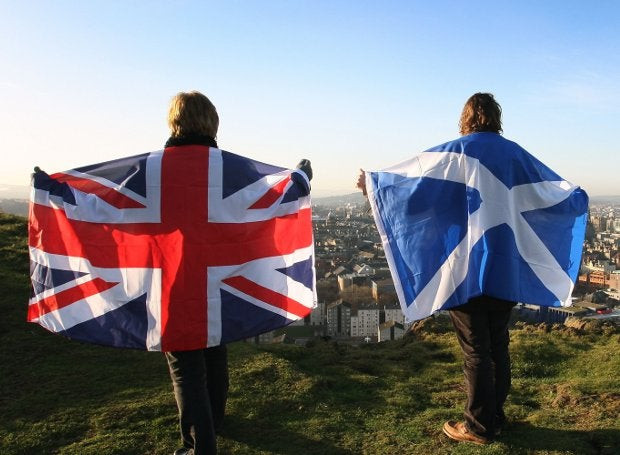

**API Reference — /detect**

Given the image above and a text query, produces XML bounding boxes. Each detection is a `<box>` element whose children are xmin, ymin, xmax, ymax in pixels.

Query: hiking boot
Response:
<box><xmin>173</xmin><ymin>449</ymin><xmax>194</xmax><ymax>455</ymax></box>
<box><xmin>443</xmin><ymin>420</ymin><xmax>489</xmax><ymax>445</ymax></box>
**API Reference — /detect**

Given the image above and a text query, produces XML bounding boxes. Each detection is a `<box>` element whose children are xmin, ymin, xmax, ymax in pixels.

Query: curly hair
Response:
<box><xmin>168</xmin><ymin>91</ymin><xmax>219</xmax><ymax>138</ymax></box>
<box><xmin>459</xmin><ymin>93</ymin><xmax>502</xmax><ymax>135</ymax></box>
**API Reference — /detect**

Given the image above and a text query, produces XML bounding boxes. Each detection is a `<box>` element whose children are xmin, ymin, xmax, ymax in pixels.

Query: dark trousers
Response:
<box><xmin>449</xmin><ymin>296</ymin><xmax>514</xmax><ymax>438</ymax></box>
<box><xmin>165</xmin><ymin>345</ymin><xmax>229</xmax><ymax>455</ymax></box>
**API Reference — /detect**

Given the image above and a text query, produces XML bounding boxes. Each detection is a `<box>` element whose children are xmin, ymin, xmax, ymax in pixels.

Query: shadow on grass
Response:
<box><xmin>501</xmin><ymin>422</ymin><xmax>619</xmax><ymax>454</ymax></box>
<box><xmin>259</xmin><ymin>340</ymin><xmax>441</xmax><ymax>414</ymax></box>
<box><xmin>0</xmin><ymin>324</ymin><xmax>171</xmax><ymax>422</ymax></box>
<box><xmin>508</xmin><ymin>388</ymin><xmax>542</xmax><ymax>410</ymax></box>
<box><xmin>219</xmin><ymin>413</ymin><xmax>355</xmax><ymax>455</ymax></box>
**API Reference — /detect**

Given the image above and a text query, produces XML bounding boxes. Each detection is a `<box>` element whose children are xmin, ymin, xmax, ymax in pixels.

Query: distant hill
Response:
<box><xmin>590</xmin><ymin>195</ymin><xmax>620</xmax><ymax>205</ymax></box>
<box><xmin>315</xmin><ymin>193</ymin><xmax>620</xmax><ymax>207</ymax></box>
<box><xmin>313</xmin><ymin>192</ymin><xmax>366</xmax><ymax>207</ymax></box>
<box><xmin>0</xmin><ymin>183</ymin><xmax>29</xmax><ymax>199</ymax></box>
<box><xmin>2</xmin><ymin>183</ymin><xmax>617</xmax><ymax>214</ymax></box>
<box><xmin>0</xmin><ymin>184</ymin><xmax>29</xmax><ymax>216</ymax></box>
<box><xmin>1</xmin><ymin>212</ymin><xmax>619</xmax><ymax>454</ymax></box>
<box><xmin>0</xmin><ymin>193</ymin><xmax>370</xmax><ymax>217</ymax></box>
<box><xmin>0</xmin><ymin>199</ymin><xmax>28</xmax><ymax>217</ymax></box>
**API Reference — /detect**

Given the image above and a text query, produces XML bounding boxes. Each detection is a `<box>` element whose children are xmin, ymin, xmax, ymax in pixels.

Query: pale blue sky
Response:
<box><xmin>1</xmin><ymin>0</ymin><xmax>618</xmax><ymax>196</ymax></box>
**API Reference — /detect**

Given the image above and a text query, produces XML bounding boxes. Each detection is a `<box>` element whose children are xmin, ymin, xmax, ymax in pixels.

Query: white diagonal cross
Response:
<box><xmin>28</xmin><ymin>248</ymin><xmax>162</xmax><ymax>350</ymax></box>
<box><xmin>368</xmin><ymin>152</ymin><xmax>578</xmax><ymax>321</ymax></box>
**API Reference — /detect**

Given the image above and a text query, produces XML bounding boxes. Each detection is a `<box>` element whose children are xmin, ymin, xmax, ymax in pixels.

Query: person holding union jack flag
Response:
<box><xmin>162</xmin><ymin>91</ymin><xmax>228</xmax><ymax>455</ymax></box>
<box><xmin>29</xmin><ymin>87</ymin><xmax>314</xmax><ymax>455</ymax></box>
<box><xmin>162</xmin><ymin>91</ymin><xmax>312</xmax><ymax>455</ymax></box>
<box><xmin>357</xmin><ymin>93</ymin><xmax>588</xmax><ymax>445</ymax></box>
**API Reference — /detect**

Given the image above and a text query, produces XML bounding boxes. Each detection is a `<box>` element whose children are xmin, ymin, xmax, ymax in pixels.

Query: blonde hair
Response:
<box><xmin>167</xmin><ymin>91</ymin><xmax>219</xmax><ymax>138</ymax></box>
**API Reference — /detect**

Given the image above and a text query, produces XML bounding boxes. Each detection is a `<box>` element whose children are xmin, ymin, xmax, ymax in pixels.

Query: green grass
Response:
<box><xmin>1</xmin><ymin>212</ymin><xmax>619</xmax><ymax>454</ymax></box>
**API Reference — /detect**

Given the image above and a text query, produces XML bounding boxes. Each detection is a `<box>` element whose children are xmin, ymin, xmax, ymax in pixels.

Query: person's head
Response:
<box><xmin>168</xmin><ymin>91</ymin><xmax>219</xmax><ymax>138</ymax></box>
<box><xmin>459</xmin><ymin>92</ymin><xmax>502</xmax><ymax>136</ymax></box>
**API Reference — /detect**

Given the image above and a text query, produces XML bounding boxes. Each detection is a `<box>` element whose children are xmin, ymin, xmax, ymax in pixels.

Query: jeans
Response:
<box><xmin>449</xmin><ymin>296</ymin><xmax>514</xmax><ymax>438</ymax></box>
<box><xmin>165</xmin><ymin>345</ymin><xmax>229</xmax><ymax>455</ymax></box>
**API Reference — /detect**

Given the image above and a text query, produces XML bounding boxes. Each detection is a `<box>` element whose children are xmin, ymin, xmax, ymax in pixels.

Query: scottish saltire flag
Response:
<box><xmin>366</xmin><ymin>132</ymin><xmax>588</xmax><ymax>322</ymax></box>
<box><xmin>28</xmin><ymin>145</ymin><xmax>316</xmax><ymax>351</ymax></box>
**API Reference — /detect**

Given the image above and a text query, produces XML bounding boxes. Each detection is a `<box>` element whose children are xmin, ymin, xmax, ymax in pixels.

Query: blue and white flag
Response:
<box><xmin>366</xmin><ymin>132</ymin><xmax>588</xmax><ymax>321</ymax></box>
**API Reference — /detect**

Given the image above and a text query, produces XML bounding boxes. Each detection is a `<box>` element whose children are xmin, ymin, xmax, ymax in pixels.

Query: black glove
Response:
<box><xmin>296</xmin><ymin>159</ymin><xmax>312</xmax><ymax>181</ymax></box>
<box><xmin>31</xmin><ymin>166</ymin><xmax>45</xmax><ymax>180</ymax></box>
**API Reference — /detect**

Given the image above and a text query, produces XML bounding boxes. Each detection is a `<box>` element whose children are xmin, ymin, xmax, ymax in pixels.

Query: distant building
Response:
<box><xmin>326</xmin><ymin>299</ymin><xmax>351</xmax><ymax>337</ymax></box>
<box><xmin>609</xmin><ymin>272</ymin><xmax>620</xmax><ymax>291</ymax></box>
<box><xmin>518</xmin><ymin>304</ymin><xmax>588</xmax><ymax>324</ymax></box>
<box><xmin>378</xmin><ymin>321</ymin><xmax>405</xmax><ymax>342</ymax></box>
<box><xmin>579</xmin><ymin>270</ymin><xmax>612</xmax><ymax>289</ymax></box>
<box><xmin>372</xmin><ymin>278</ymin><xmax>396</xmax><ymax>301</ymax></box>
<box><xmin>583</xmin><ymin>309</ymin><xmax>620</xmax><ymax>323</ymax></box>
<box><xmin>546</xmin><ymin>306</ymin><xmax>589</xmax><ymax>323</ymax></box>
<box><xmin>338</xmin><ymin>273</ymin><xmax>368</xmax><ymax>290</ymax></box>
<box><xmin>353</xmin><ymin>263</ymin><xmax>375</xmax><ymax>276</ymax></box>
<box><xmin>573</xmin><ymin>301</ymin><xmax>610</xmax><ymax>313</ymax></box>
<box><xmin>358</xmin><ymin>251</ymin><xmax>375</xmax><ymax>260</ymax></box>
<box><xmin>605</xmin><ymin>288</ymin><xmax>620</xmax><ymax>303</ymax></box>
<box><xmin>309</xmin><ymin>301</ymin><xmax>326</xmax><ymax>326</ymax></box>
<box><xmin>248</xmin><ymin>330</ymin><xmax>277</xmax><ymax>344</ymax></box>
<box><xmin>351</xmin><ymin>303</ymin><xmax>380</xmax><ymax>338</ymax></box>
<box><xmin>382</xmin><ymin>303</ymin><xmax>405</xmax><ymax>325</ymax></box>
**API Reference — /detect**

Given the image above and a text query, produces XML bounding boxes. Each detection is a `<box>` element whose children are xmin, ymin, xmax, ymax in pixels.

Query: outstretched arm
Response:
<box><xmin>296</xmin><ymin>159</ymin><xmax>312</xmax><ymax>181</ymax></box>
<box><xmin>356</xmin><ymin>169</ymin><xmax>367</xmax><ymax>196</ymax></box>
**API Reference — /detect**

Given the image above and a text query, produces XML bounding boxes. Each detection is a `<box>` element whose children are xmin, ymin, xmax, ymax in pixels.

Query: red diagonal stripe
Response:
<box><xmin>51</xmin><ymin>173</ymin><xmax>146</xmax><ymax>209</ymax></box>
<box><xmin>222</xmin><ymin>275</ymin><xmax>311</xmax><ymax>319</ymax></box>
<box><xmin>27</xmin><ymin>277</ymin><xmax>119</xmax><ymax>321</ymax></box>
<box><xmin>248</xmin><ymin>176</ymin><xmax>291</xmax><ymax>209</ymax></box>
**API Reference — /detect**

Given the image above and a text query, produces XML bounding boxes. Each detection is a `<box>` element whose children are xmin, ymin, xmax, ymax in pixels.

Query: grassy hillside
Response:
<box><xmin>1</xmin><ymin>212</ymin><xmax>618</xmax><ymax>455</ymax></box>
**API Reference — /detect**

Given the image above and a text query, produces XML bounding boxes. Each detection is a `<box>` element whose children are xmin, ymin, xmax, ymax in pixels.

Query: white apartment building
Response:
<box><xmin>351</xmin><ymin>304</ymin><xmax>380</xmax><ymax>338</ymax></box>
<box><xmin>383</xmin><ymin>305</ymin><xmax>405</xmax><ymax>325</ymax></box>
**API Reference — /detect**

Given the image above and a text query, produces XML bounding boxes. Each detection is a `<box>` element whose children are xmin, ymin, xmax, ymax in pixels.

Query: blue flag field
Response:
<box><xmin>366</xmin><ymin>132</ymin><xmax>589</xmax><ymax>322</ymax></box>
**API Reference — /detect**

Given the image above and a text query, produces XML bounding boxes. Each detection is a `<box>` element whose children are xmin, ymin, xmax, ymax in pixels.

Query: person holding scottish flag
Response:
<box><xmin>357</xmin><ymin>93</ymin><xmax>588</xmax><ymax>444</ymax></box>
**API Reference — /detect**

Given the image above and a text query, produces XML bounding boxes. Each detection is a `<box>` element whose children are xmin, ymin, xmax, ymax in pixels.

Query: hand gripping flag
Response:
<box><xmin>366</xmin><ymin>132</ymin><xmax>588</xmax><ymax>322</ymax></box>
<box><xmin>28</xmin><ymin>145</ymin><xmax>316</xmax><ymax>351</ymax></box>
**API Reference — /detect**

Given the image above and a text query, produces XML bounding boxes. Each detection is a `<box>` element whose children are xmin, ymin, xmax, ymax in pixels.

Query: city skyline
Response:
<box><xmin>1</xmin><ymin>1</ymin><xmax>619</xmax><ymax>197</ymax></box>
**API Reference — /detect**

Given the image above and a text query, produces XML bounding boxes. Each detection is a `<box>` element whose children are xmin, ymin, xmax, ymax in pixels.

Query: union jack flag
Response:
<box><xmin>28</xmin><ymin>144</ymin><xmax>315</xmax><ymax>351</ymax></box>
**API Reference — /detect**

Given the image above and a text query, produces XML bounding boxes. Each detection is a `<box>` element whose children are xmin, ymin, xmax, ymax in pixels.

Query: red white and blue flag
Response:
<box><xmin>28</xmin><ymin>145</ymin><xmax>315</xmax><ymax>351</ymax></box>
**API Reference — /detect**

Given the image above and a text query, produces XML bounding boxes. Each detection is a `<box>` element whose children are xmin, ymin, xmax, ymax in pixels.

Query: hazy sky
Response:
<box><xmin>1</xmin><ymin>0</ymin><xmax>619</xmax><ymax>197</ymax></box>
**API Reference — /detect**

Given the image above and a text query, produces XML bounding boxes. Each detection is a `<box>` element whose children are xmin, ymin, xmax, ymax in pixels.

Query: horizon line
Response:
<box><xmin>1</xmin><ymin>183</ymin><xmax>619</xmax><ymax>200</ymax></box>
